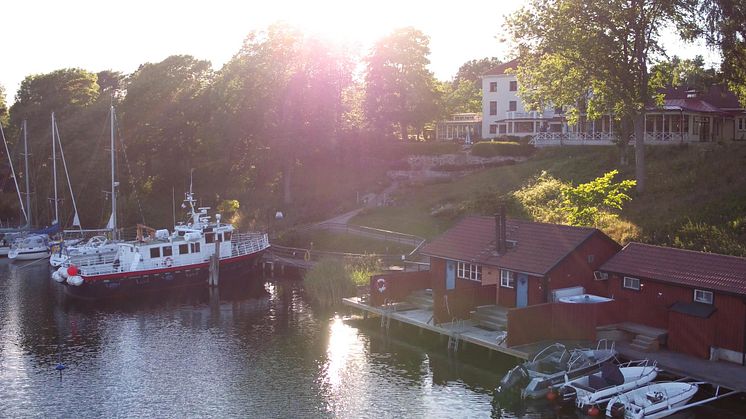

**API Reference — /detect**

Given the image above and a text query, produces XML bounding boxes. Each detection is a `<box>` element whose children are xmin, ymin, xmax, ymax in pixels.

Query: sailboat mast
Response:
<box><xmin>110</xmin><ymin>105</ymin><xmax>117</xmax><ymax>239</ymax></box>
<box><xmin>0</xmin><ymin>122</ymin><xmax>27</xmax><ymax>224</ymax></box>
<box><xmin>51</xmin><ymin>112</ymin><xmax>59</xmax><ymax>225</ymax></box>
<box><xmin>23</xmin><ymin>120</ymin><xmax>31</xmax><ymax>227</ymax></box>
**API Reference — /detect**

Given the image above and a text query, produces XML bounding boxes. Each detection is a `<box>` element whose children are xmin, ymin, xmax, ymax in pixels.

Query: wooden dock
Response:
<box><xmin>343</xmin><ymin>296</ymin><xmax>531</xmax><ymax>359</ymax></box>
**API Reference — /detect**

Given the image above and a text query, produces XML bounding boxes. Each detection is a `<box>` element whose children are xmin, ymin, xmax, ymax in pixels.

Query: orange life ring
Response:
<box><xmin>376</xmin><ymin>277</ymin><xmax>387</xmax><ymax>293</ymax></box>
<box><xmin>164</xmin><ymin>256</ymin><xmax>174</xmax><ymax>268</ymax></box>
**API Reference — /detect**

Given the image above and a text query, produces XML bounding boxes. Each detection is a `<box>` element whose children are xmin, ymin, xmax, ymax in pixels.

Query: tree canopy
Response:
<box><xmin>506</xmin><ymin>0</ymin><xmax>694</xmax><ymax>193</ymax></box>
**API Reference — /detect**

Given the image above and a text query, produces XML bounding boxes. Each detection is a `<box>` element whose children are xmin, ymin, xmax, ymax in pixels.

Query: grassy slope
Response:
<box><xmin>275</xmin><ymin>230</ymin><xmax>415</xmax><ymax>255</ymax></box>
<box><xmin>351</xmin><ymin>143</ymin><xmax>746</xmax><ymax>254</ymax></box>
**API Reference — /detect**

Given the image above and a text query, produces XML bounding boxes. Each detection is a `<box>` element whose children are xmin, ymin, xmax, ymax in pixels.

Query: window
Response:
<box><xmin>224</xmin><ymin>231</ymin><xmax>232</xmax><ymax>241</ymax></box>
<box><xmin>457</xmin><ymin>262</ymin><xmax>482</xmax><ymax>282</ymax></box>
<box><xmin>163</xmin><ymin>246</ymin><xmax>173</xmax><ymax>257</ymax></box>
<box><xmin>191</xmin><ymin>242</ymin><xmax>200</xmax><ymax>253</ymax></box>
<box><xmin>489</xmin><ymin>81</ymin><xmax>497</xmax><ymax>92</ymax></box>
<box><xmin>694</xmin><ymin>289</ymin><xmax>713</xmax><ymax>304</ymax></box>
<box><xmin>509</xmin><ymin>80</ymin><xmax>517</xmax><ymax>91</ymax></box>
<box><xmin>489</xmin><ymin>124</ymin><xmax>497</xmax><ymax>134</ymax></box>
<box><xmin>205</xmin><ymin>232</ymin><xmax>215</xmax><ymax>243</ymax></box>
<box><xmin>509</xmin><ymin>101</ymin><xmax>517</xmax><ymax>112</ymax></box>
<box><xmin>623</xmin><ymin>276</ymin><xmax>640</xmax><ymax>290</ymax></box>
<box><xmin>179</xmin><ymin>244</ymin><xmax>189</xmax><ymax>255</ymax></box>
<box><xmin>500</xmin><ymin>270</ymin><xmax>515</xmax><ymax>288</ymax></box>
<box><xmin>216</xmin><ymin>234</ymin><xmax>223</xmax><ymax>242</ymax></box>
<box><xmin>149</xmin><ymin>247</ymin><xmax>161</xmax><ymax>258</ymax></box>
<box><xmin>499</xmin><ymin>124</ymin><xmax>507</xmax><ymax>134</ymax></box>
<box><xmin>739</xmin><ymin>118</ymin><xmax>745</xmax><ymax>131</ymax></box>
<box><xmin>489</xmin><ymin>101</ymin><xmax>497</xmax><ymax>116</ymax></box>
<box><xmin>515</xmin><ymin>121</ymin><xmax>533</xmax><ymax>133</ymax></box>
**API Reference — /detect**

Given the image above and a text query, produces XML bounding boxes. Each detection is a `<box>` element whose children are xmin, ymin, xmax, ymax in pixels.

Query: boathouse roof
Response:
<box><xmin>600</xmin><ymin>243</ymin><xmax>746</xmax><ymax>295</ymax></box>
<box><xmin>421</xmin><ymin>216</ymin><xmax>609</xmax><ymax>276</ymax></box>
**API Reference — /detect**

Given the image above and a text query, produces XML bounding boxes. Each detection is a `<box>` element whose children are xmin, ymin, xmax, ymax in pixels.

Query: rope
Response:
<box><xmin>113</xmin><ymin>111</ymin><xmax>146</xmax><ymax>224</ymax></box>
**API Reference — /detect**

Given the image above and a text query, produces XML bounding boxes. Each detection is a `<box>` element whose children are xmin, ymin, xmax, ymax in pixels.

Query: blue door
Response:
<box><xmin>446</xmin><ymin>260</ymin><xmax>456</xmax><ymax>290</ymax></box>
<box><xmin>517</xmin><ymin>273</ymin><xmax>528</xmax><ymax>308</ymax></box>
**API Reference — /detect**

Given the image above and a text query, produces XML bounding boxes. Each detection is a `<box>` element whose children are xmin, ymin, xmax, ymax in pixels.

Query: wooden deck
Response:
<box><xmin>343</xmin><ymin>296</ymin><xmax>531</xmax><ymax>359</ymax></box>
<box><xmin>617</xmin><ymin>341</ymin><xmax>746</xmax><ymax>392</ymax></box>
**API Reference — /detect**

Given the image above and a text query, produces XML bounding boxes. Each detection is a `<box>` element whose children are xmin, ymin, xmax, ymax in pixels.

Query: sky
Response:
<box><xmin>1</xmin><ymin>0</ymin><xmax>719</xmax><ymax>104</ymax></box>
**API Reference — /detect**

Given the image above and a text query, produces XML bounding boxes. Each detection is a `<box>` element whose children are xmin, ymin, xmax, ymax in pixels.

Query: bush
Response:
<box><xmin>303</xmin><ymin>259</ymin><xmax>357</xmax><ymax>309</ymax></box>
<box><xmin>471</xmin><ymin>141</ymin><xmax>535</xmax><ymax>157</ymax></box>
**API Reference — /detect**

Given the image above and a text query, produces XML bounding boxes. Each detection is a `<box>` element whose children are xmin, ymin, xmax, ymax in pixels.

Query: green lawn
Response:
<box><xmin>351</xmin><ymin>143</ymin><xmax>746</xmax><ymax>255</ymax></box>
<box><xmin>276</xmin><ymin>229</ymin><xmax>415</xmax><ymax>255</ymax></box>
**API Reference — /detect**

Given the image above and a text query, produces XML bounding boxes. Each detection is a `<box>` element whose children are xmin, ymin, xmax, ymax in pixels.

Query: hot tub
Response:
<box><xmin>558</xmin><ymin>294</ymin><xmax>613</xmax><ymax>304</ymax></box>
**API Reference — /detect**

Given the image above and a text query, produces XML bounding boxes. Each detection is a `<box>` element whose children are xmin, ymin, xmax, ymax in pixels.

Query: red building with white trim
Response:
<box><xmin>599</xmin><ymin>243</ymin><xmax>746</xmax><ymax>362</ymax></box>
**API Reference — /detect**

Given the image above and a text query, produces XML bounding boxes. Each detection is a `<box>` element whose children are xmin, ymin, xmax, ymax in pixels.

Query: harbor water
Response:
<box><xmin>1</xmin><ymin>259</ymin><xmax>744</xmax><ymax>418</ymax></box>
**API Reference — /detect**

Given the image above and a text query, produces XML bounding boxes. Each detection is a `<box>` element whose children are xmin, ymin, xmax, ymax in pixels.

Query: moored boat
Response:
<box><xmin>557</xmin><ymin>359</ymin><xmax>659</xmax><ymax>414</ymax></box>
<box><xmin>606</xmin><ymin>382</ymin><xmax>698</xmax><ymax>419</ymax></box>
<box><xmin>54</xmin><ymin>190</ymin><xmax>269</xmax><ymax>298</ymax></box>
<box><xmin>8</xmin><ymin>234</ymin><xmax>51</xmax><ymax>261</ymax></box>
<box><xmin>495</xmin><ymin>340</ymin><xmax>617</xmax><ymax>399</ymax></box>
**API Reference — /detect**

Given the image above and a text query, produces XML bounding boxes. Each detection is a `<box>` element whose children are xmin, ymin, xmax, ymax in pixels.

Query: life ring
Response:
<box><xmin>164</xmin><ymin>256</ymin><xmax>174</xmax><ymax>267</ymax></box>
<box><xmin>376</xmin><ymin>277</ymin><xmax>387</xmax><ymax>293</ymax></box>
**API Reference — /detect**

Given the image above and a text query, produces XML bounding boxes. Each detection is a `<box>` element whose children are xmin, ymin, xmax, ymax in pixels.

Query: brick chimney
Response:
<box><xmin>495</xmin><ymin>205</ymin><xmax>507</xmax><ymax>254</ymax></box>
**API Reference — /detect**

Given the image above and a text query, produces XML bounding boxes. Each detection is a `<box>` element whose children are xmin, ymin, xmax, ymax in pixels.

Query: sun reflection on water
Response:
<box><xmin>320</xmin><ymin>315</ymin><xmax>368</xmax><ymax>415</ymax></box>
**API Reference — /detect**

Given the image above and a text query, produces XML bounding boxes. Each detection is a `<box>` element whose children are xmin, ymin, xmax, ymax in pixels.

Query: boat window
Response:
<box><xmin>163</xmin><ymin>246</ymin><xmax>173</xmax><ymax>257</ymax></box>
<box><xmin>205</xmin><ymin>232</ymin><xmax>214</xmax><ymax>244</ymax></box>
<box><xmin>178</xmin><ymin>231</ymin><xmax>185</xmax><ymax>237</ymax></box>
<box><xmin>217</xmin><ymin>234</ymin><xmax>223</xmax><ymax>242</ymax></box>
<box><xmin>224</xmin><ymin>231</ymin><xmax>231</xmax><ymax>241</ymax></box>
<box><xmin>191</xmin><ymin>242</ymin><xmax>201</xmax><ymax>253</ymax></box>
<box><xmin>150</xmin><ymin>247</ymin><xmax>161</xmax><ymax>258</ymax></box>
<box><xmin>179</xmin><ymin>244</ymin><xmax>188</xmax><ymax>255</ymax></box>
<box><xmin>623</xmin><ymin>276</ymin><xmax>640</xmax><ymax>291</ymax></box>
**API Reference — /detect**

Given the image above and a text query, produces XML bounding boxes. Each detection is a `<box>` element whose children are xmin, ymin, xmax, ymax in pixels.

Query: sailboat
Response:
<box><xmin>49</xmin><ymin>108</ymin><xmax>119</xmax><ymax>267</ymax></box>
<box><xmin>2</xmin><ymin>120</ymin><xmax>36</xmax><ymax>257</ymax></box>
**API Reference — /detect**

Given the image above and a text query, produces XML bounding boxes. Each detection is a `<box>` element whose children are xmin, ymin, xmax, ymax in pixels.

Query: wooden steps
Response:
<box><xmin>629</xmin><ymin>334</ymin><xmax>660</xmax><ymax>352</ymax></box>
<box><xmin>598</xmin><ymin>322</ymin><xmax>667</xmax><ymax>352</ymax></box>
<box><xmin>470</xmin><ymin>305</ymin><xmax>508</xmax><ymax>331</ymax></box>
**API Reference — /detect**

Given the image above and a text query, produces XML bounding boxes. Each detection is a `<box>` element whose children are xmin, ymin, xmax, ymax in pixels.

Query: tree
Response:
<box><xmin>439</xmin><ymin>79</ymin><xmax>482</xmax><ymax>116</ymax></box>
<box><xmin>650</xmin><ymin>55</ymin><xmax>722</xmax><ymax>91</ymax></box>
<box><xmin>0</xmin><ymin>84</ymin><xmax>8</xmax><ymax>128</ymax></box>
<box><xmin>685</xmin><ymin>0</ymin><xmax>746</xmax><ymax>104</ymax></box>
<box><xmin>364</xmin><ymin>27</ymin><xmax>440</xmax><ymax>139</ymax></box>
<box><xmin>454</xmin><ymin>57</ymin><xmax>502</xmax><ymax>88</ymax></box>
<box><xmin>561</xmin><ymin>170</ymin><xmax>636</xmax><ymax>226</ymax></box>
<box><xmin>506</xmin><ymin>0</ymin><xmax>692</xmax><ymax>193</ymax></box>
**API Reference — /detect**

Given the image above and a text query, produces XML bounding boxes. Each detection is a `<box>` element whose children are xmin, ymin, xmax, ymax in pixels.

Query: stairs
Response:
<box><xmin>629</xmin><ymin>334</ymin><xmax>660</xmax><ymax>352</ymax></box>
<box><xmin>470</xmin><ymin>305</ymin><xmax>508</xmax><ymax>331</ymax></box>
<box><xmin>406</xmin><ymin>289</ymin><xmax>434</xmax><ymax>310</ymax></box>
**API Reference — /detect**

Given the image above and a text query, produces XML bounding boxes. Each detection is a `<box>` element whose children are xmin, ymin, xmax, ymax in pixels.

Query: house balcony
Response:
<box><xmin>531</xmin><ymin>131</ymin><xmax>693</xmax><ymax>147</ymax></box>
<box><xmin>505</xmin><ymin>111</ymin><xmax>546</xmax><ymax>120</ymax></box>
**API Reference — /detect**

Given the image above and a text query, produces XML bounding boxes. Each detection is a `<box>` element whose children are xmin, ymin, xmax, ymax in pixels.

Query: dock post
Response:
<box><xmin>209</xmin><ymin>243</ymin><xmax>220</xmax><ymax>287</ymax></box>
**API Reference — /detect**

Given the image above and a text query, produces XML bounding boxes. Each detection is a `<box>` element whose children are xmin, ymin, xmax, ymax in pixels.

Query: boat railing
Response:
<box><xmin>70</xmin><ymin>251</ymin><xmax>214</xmax><ymax>276</ymax></box>
<box><xmin>230</xmin><ymin>232</ymin><xmax>270</xmax><ymax>257</ymax></box>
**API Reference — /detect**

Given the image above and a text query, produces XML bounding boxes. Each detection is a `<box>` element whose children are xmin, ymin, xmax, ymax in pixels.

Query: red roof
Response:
<box><xmin>661</xmin><ymin>98</ymin><xmax>727</xmax><ymax>114</ymax></box>
<box><xmin>421</xmin><ymin>216</ymin><xmax>609</xmax><ymax>276</ymax></box>
<box><xmin>661</xmin><ymin>85</ymin><xmax>743</xmax><ymax>109</ymax></box>
<box><xmin>600</xmin><ymin>243</ymin><xmax>746</xmax><ymax>295</ymax></box>
<box><xmin>484</xmin><ymin>59</ymin><xmax>519</xmax><ymax>76</ymax></box>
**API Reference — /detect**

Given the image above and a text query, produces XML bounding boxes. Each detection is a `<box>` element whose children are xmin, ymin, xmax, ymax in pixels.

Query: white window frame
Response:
<box><xmin>457</xmin><ymin>261</ymin><xmax>482</xmax><ymax>282</ymax></box>
<box><xmin>500</xmin><ymin>270</ymin><xmax>515</xmax><ymax>288</ymax></box>
<box><xmin>694</xmin><ymin>289</ymin><xmax>713</xmax><ymax>304</ymax></box>
<box><xmin>623</xmin><ymin>276</ymin><xmax>640</xmax><ymax>291</ymax></box>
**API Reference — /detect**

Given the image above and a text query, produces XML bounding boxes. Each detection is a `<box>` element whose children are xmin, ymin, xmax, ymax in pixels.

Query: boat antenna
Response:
<box><xmin>0</xmin><ymin>122</ymin><xmax>27</xmax><ymax>225</ymax></box>
<box><xmin>172</xmin><ymin>186</ymin><xmax>176</xmax><ymax>227</ymax></box>
<box><xmin>110</xmin><ymin>104</ymin><xmax>117</xmax><ymax>240</ymax></box>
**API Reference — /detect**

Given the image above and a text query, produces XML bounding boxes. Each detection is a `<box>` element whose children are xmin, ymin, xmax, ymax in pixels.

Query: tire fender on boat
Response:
<box><xmin>52</xmin><ymin>270</ymin><xmax>64</xmax><ymax>283</ymax></box>
<box><xmin>59</xmin><ymin>266</ymin><xmax>70</xmax><ymax>279</ymax></box>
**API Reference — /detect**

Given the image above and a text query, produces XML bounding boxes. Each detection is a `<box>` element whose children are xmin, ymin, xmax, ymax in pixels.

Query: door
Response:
<box><xmin>446</xmin><ymin>260</ymin><xmax>456</xmax><ymax>290</ymax></box>
<box><xmin>517</xmin><ymin>273</ymin><xmax>528</xmax><ymax>308</ymax></box>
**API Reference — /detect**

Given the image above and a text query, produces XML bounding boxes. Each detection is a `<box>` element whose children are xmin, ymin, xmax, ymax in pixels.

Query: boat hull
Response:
<box><xmin>63</xmin><ymin>250</ymin><xmax>266</xmax><ymax>299</ymax></box>
<box><xmin>0</xmin><ymin>247</ymin><xmax>9</xmax><ymax>257</ymax></box>
<box><xmin>9</xmin><ymin>249</ymin><xmax>50</xmax><ymax>260</ymax></box>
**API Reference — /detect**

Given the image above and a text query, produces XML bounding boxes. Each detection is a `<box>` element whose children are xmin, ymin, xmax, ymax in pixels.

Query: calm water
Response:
<box><xmin>1</xmin><ymin>259</ymin><xmax>744</xmax><ymax>418</ymax></box>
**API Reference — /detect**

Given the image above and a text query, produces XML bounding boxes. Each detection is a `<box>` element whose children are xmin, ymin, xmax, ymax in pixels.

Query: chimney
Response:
<box><xmin>495</xmin><ymin>205</ymin><xmax>507</xmax><ymax>254</ymax></box>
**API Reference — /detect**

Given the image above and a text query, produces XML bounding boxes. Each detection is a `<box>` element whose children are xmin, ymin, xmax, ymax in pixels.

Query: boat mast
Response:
<box><xmin>0</xmin><ymin>122</ymin><xmax>27</xmax><ymax>225</ymax></box>
<box><xmin>110</xmin><ymin>105</ymin><xmax>117</xmax><ymax>240</ymax></box>
<box><xmin>51</xmin><ymin>113</ymin><xmax>59</xmax><ymax>225</ymax></box>
<box><xmin>23</xmin><ymin>120</ymin><xmax>31</xmax><ymax>228</ymax></box>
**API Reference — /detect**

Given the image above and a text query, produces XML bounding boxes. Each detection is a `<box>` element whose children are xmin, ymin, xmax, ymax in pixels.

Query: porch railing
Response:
<box><xmin>531</xmin><ymin>131</ymin><xmax>689</xmax><ymax>146</ymax></box>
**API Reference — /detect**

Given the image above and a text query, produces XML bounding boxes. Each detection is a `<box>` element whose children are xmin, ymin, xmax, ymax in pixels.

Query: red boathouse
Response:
<box><xmin>599</xmin><ymin>243</ymin><xmax>746</xmax><ymax>363</ymax></box>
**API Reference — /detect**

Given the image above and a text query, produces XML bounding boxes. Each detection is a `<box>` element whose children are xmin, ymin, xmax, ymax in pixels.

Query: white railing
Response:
<box><xmin>231</xmin><ymin>232</ymin><xmax>270</xmax><ymax>257</ymax></box>
<box><xmin>531</xmin><ymin>131</ymin><xmax>691</xmax><ymax>147</ymax></box>
<box><xmin>506</xmin><ymin>111</ymin><xmax>544</xmax><ymax>120</ymax></box>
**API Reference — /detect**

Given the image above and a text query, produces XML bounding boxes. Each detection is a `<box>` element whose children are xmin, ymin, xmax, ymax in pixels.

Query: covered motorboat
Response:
<box><xmin>606</xmin><ymin>382</ymin><xmax>698</xmax><ymax>419</ymax></box>
<box><xmin>8</xmin><ymin>234</ymin><xmax>50</xmax><ymax>261</ymax></box>
<box><xmin>495</xmin><ymin>340</ymin><xmax>617</xmax><ymax>399</ymax></box>
<box><xmin>50</xmin><ymin>235</ymin><xmax>118</xmax><ymax>267</ymax></box>
<box><xmin>557</xmin><ymin>360</ymin><xmax>658</xmax><ymax>413</ymax></box>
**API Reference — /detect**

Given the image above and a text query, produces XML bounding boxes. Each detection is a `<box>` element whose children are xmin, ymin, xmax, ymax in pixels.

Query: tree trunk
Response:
<box><xmin>633</xmin><ymin>112</ymin><xmax>646</xmax><ymax>193</ymax></box>
<box><xmin>283</xmin><ymin>161</ymin><xmax>293</xmax><ymax>205</ymax></box>
<box><xmin>618</xmin><ymin>117</ymin><xmax>634</xmax><ymax>166</ymax></box>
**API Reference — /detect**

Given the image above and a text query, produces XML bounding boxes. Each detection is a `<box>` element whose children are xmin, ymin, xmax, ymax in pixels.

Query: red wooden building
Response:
<box><xmin>599</xmin><ymin>243</ymin><xmax>746</xmax><ymax>363</ymax></box>
<box><xmin>420</xmin><ymin>214</ymin><xmax>620</xmax><ymax>322</ymax></box>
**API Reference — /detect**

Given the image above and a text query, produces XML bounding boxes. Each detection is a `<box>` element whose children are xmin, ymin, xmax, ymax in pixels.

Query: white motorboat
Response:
<box><xmin>558</xmin><ymin>360</ymin><xmax>658</xmax><ymax>413</ymax></box>
<box><xmin>496</xmin><ymin>340</ymin><xmax>617</xmax><ymax>399</ymax></box>
<box><xmin>606</xmin><ymin>382</ymin><xmax>698</xmax><ymax>419</ymax></box>
<box><xmin>8</xmin><ymin>234</ymin><xmax>50</xmax><ymax>261</ymax></box>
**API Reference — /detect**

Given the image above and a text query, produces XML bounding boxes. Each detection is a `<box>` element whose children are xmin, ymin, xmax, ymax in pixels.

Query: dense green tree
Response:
<box><xmin>364</xmin><ymin>27</ymin><xmax>440</xmax><ymax>139</ymax></box>
<box><xmin>0</xmin><ymin>84</ymin><xmax>8</xmax><ymax>128</ymax></box>
<box><xmin>438</xmin><ymin>57</ymin><xmax>502</xmax><ymax>116</ymax></box>
<box><xmin>650</xmin><ymin>55</ymin><xmax>722</xmax><ymax>91</ymax></box>
<box><xmin>685</xmin><ymin>0</ymin><xmax>746</xmax><ymax>104</ymax></box>
<box><xmin>454</xmin><ymin>57</ymin><xmax>501</xmax><ymax>88</ymax></box>
<box><xmin>506</xmin><ymin>0</ymin><xmax>693</xmax><ymax>193</ymax></box>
